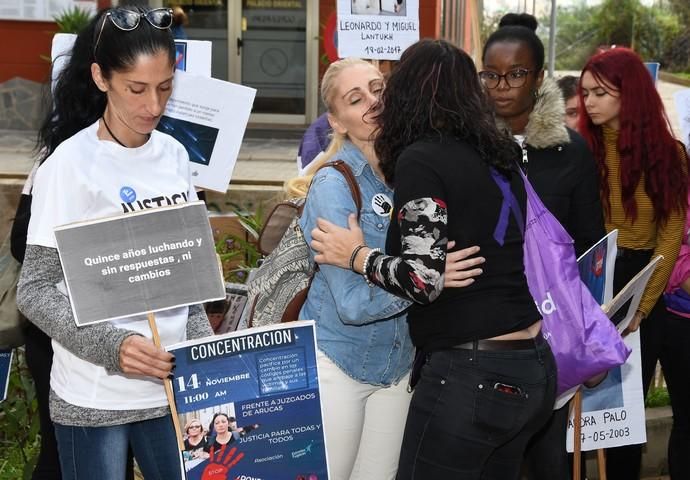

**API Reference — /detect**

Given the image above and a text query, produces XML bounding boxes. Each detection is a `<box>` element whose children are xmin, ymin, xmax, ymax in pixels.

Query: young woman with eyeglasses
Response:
<box><xmin>579</xmin><ymin>47</ymin><xmax>689</xmax><ymax>480</ymax></box>
<box><xmin>475</xmin><ymin>13</ymin><xmax>606</xmax><ymax>480</ymax></box>
<box><xmin>16</xmin><ymin>6</ymin><xmax>213</xmax><ymax>479</ymax></box>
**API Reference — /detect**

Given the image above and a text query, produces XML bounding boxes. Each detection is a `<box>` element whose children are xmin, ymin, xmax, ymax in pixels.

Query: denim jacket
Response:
<box><xmin>299</xmin><ymin>141</ymin><xmax>413</xmax><ymax>386</ymax></box>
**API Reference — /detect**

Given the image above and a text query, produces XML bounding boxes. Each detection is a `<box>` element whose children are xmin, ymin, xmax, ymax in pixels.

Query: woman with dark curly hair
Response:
<box><xmin>580</xmin><ymin>47</ymin><xmax>689</xmax><ymax>480</ymax></box>
<box><xmin>310</xmin><ymin>39</ymin><xmax>556</xmax><ymax>479</ymax></box>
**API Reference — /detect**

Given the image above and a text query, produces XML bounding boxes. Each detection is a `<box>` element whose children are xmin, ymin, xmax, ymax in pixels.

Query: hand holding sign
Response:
<box><xmin>119</xmin><ymin>335</ymin><xmax>175</xmax><ymax>379</ymax></box>
<box><xmin>201</xmin><ymin>445</ymin><xmax>244</xmax><ymax>480</ymax></box>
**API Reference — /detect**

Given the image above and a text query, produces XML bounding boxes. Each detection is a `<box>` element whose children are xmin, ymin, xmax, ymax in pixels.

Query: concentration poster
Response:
<box><xmin>167</xmin><ymin>321</ymin><xmax>329</xmax><ymax>480</ymax></box>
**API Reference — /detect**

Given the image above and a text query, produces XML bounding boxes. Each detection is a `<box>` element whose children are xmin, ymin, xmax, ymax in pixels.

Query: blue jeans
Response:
<box><xmin>54</xmin><ymin>414</ymin><xmax>182</xmax><ymax>480</ymax></box>
<box><xmin>396</xmin><ymin>338</ymin><xmax>556</xmax><ymax>480</ymax></box>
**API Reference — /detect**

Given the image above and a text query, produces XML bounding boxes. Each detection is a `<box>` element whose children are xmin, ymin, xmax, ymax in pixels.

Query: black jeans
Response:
<box><xmin>523</xmin><ymin>403</ymin><xmax>571</xmax><ymax>479</ymax></box>
<box><xmin>396</xmin><ymin>338</ymin><xmax>557</xmax><ymax>480</ymax></box>
<box><xmin>606</xmin><ymin>250</ymin><xmax>665</xmax><ymax>480</ymax></box>
<box><xmin>662</xmin><ymin>311</ymin><xmax>690</xmax><ymax>479</ymax></box>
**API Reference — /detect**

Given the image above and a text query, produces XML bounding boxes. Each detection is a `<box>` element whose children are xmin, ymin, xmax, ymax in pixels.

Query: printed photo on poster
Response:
<box><xmin>167</xmin><ymin>321</ymin><xmax>329</xmax><ymax>480</ymax></box>
<box><xmin>577</xmin><ymin>229</ymin><xmax>617</xmax><ymax>305</ymax></box>
<box><xmin>157</xmin><ymin>116</ymin><xmax>219</xmax><ymax>166</ymax></box>
<box><xmin>175</xmin><ymin>42</ymin><xmax>188</xmax><ymax>71</ymax></box>
<box><xmin>351</xmin><ymin>0</ymin><xmax>406</xmax><ymax>15</ymax></box>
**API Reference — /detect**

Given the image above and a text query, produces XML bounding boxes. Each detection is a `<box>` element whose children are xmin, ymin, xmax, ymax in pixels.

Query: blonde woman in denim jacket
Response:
<box><xmin>285</xmin><ymin>58</ymin><xmax>482</xmax><ymax>480</ymax></box>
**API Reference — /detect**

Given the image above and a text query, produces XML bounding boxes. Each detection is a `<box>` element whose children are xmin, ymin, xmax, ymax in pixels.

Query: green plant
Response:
<box><xmin>645</xmin><ymin>386</ymin><xmax>671</xmax><ymax>408</ymax></box>
<box><xmin>215</xmin><ymin>204</ymin><xmax>264</xmax><ymax>283</ymax></box>
<box><xmin>0</xmin><ymin>349</ymin><xmax>40</xmax><ymax>480</ymax></box>
<box><xmin>54</xmin><ymin>6</ymin><xmax>94</xmax><ymax>34</ymax></box>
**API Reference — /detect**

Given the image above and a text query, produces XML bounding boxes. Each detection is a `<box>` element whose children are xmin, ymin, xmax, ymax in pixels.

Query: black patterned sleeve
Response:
<box><xmin>365</xmin><ymin>197</ymin><xmax>448</xmax><ymax>304</ymax></box>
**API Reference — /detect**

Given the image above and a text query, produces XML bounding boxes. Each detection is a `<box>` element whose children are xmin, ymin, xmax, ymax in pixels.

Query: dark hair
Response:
<box><xmin>212</xmin><ymin>412</ymin><xmax>229</xmax><ymax>422</ymax></box>
<box><xmin>374</xmin><ymin>39</ymin><xmax>519</xmax><ymax>184</ymax></box>
<box><xmin>579</xmin><ymin>48</ymin><xmax>687</xmax><ymax>224</ymax></box>
<box><xmin>557</xmin><ymin>75</ymin><xmax>579</xmax><ymax>101</ymax></box>
<box><xmin>37</xmin><ymin>6</ymin><xmax>175</xmax><ymax>160</ymax></box>
<box><xmin>482</xmin><ymin>13</ymin><xmax>545</xmax><ymax>71</ymax></box>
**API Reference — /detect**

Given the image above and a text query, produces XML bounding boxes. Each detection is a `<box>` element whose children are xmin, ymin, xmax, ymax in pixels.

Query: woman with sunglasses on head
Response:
<box><xmin>310</xmin><ymin>39</ymin><xmax>557</xmax><ymax>479</ymax></box>
<box><xmin>579</xmin><ymin>47</ymin><xmax>689</xmax><ymax>480</ymax></box>
<box><xmin>477</xmin><ymin>13</ymin><xmax>605</xmax><ymax>480</ymax></box>
<box><xmin>16</xmin><ymin>6</ymin><xmax>213</xmax><ymax>479</ymax></box>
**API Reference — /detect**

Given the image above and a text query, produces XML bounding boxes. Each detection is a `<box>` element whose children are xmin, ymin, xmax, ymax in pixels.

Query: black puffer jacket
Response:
<box><xmin>497</xmin><ymin>78</ymin><xmax>606</xmax><ymax>256</ymax></box>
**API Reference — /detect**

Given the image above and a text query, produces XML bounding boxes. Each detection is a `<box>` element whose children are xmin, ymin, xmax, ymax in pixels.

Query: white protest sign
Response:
<box><xmin>51</xmin><ymin>33</ymin><xmax>75</xmax><ymax>93</ymax></box>
<box><xmin>674</xmin><ymin>89</ymin><xmax>690</xmax><ymax>148</ymax></box>
<box><xmin>567</xmin><ymin>331</ymin><xmax>646</xmax><ymax>452</ymax></box>
<box><xmin>54</xmin><ymin>201</ymin><xmax>225</xmax><ymax>326</ymax></box>
<box><xmin>337</xmin><ymin>0</ymin><xmax>419</xmax><ymax>60</ymax></box>
<box><xmin>158</xmin><ymin>71</ymin><xmax>256</xmax><ymax>193</ymax></box>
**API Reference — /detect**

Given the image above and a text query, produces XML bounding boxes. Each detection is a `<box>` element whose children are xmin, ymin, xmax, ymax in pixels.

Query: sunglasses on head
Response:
<box><xmin>94</xmin><ymin>8</ymin><xmax>173</xmax><ymax>56</ymax></box>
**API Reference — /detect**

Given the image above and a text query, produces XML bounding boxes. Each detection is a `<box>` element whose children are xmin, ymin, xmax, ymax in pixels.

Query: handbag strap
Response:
<box><xmin>310</xmin><ymin>160</ymin><xmax>363</xmax><ymax>221</ymax></box>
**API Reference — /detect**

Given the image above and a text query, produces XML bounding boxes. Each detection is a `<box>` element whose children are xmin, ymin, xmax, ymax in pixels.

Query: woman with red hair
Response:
<box><xmin>579</xmin><ymin>47</ymin><xmax>689</xmax><ymax>480</ymax></box>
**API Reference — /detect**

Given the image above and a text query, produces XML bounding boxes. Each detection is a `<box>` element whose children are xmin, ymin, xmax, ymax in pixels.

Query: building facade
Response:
<box><xmin>0</xmin><ymin>0</ymin><xmax>481</xmax><ymax>126</ymax></box>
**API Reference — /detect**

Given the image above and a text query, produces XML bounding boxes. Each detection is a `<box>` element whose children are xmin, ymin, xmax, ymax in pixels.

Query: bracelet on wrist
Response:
<box><xmin>361</xmin><ymin>248</ymin><xmax>381</xmax><ymax>286</ymax></box>
<box><xmin>349</xmin><ymin>244</ymin><xmax>367</xmax><ymax>271</ymax></box>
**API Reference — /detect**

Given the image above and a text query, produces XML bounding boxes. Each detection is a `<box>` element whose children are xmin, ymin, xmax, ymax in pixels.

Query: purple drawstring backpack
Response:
<box><xmin>491</xmin><ymin>167</ymin><xmax>630</xmax><ymax>396</ymax></box>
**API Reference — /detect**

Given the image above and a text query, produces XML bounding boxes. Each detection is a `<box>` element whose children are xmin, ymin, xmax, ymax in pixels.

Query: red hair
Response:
<box><xmin>578</xmin><ymin>48</ymin><xmax>687</xmax><ymax>224</ymax></box>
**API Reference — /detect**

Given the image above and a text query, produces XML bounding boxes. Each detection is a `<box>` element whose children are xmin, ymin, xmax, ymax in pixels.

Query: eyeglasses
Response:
<box><xmin>94</xmin><ymin>8</ymin><xmax>173</xmax><ymax>57</ymax></box>
<box><xmin>478</xmin><ymin>69</ymin><xmax>533</xmax><ymax>89</ymax></box>
<box><xmin>188</xmin><ymin>425</ymin><xmax>202</xmax><ymax>429</ymax></box>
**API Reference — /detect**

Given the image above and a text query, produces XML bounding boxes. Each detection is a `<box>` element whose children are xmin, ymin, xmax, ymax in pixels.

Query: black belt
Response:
<box><xmin>616</xmin><ymin>247</ymin><xmax>653</xmax><ymax>259</ymax></box>
<box><xmin>452</xmin><ymin>334</ymin><xmax>544</xmax><ymax>351</ymax></box>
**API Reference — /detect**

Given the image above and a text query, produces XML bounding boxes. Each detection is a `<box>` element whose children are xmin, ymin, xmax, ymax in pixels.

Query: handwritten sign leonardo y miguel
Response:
<box><xmin>54</xmin><ymin>201</ymin><xmax>224</xmax><ymax>326</ymax></box>
<box><xmin>337</xmin><ymin>0</ymin><xmax>419</xmax><ymax>60</ymax></box>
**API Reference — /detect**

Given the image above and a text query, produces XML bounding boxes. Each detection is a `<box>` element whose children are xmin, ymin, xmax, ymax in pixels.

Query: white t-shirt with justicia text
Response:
<box><xmin>27</xmin><ymin>120</ymin><xmax>197</xmax><ymax>411</ymax></box>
